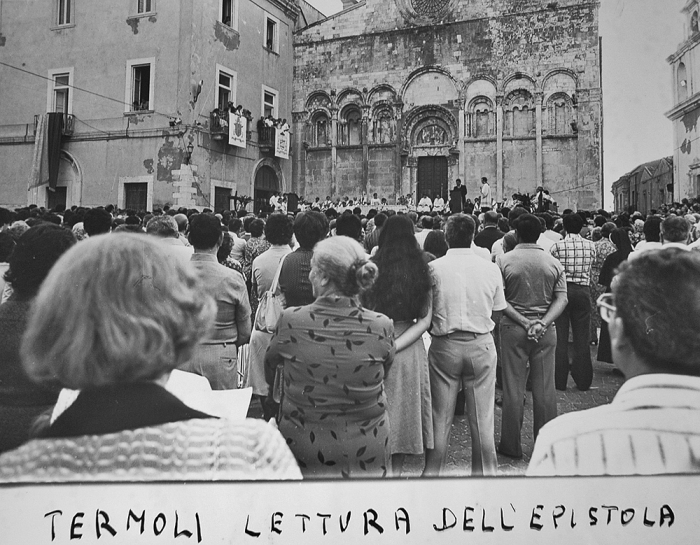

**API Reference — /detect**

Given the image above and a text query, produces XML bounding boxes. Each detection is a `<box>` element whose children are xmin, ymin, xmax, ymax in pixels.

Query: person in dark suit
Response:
<box><xmin>449</xmin><ymin>179</ymin><xmax>467</xmax><ymax>213</ymax></box>
<box><xmin>474</xmin><ymin>211</ymin><xmax>505</xmax><ymax>252</ymax></box>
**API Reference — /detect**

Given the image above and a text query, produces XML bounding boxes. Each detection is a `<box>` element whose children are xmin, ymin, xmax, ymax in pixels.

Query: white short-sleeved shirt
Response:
<box><xmin>430</xmin><ymin>248</ymin><xmax>506</xmax><ymax>336</ymax></box>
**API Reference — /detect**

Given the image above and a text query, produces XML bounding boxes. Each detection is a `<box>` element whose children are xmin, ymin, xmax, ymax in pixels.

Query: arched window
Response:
<box><xmin>339</xmin><ymin>106</ymin><xmax>362</xmax><ymax>146</ymax></box>
<box><xmin>372</xmin><ymin>106</ymin><xmax>395</xmax><ymax>144</ymax></box>
<box><xmin>310</xmin><ymin>111</ymin><xmax>330</xmax><ymax>147</ymax></box>
<box><xmin>678</xmin><ymin>62</ymin><xmax>689</xmax><ymax>103</ymax></box>
<box><xmin>467</xmin><ymin>97</ymin><xmax>495</xmax><ymax>138</ymax></box>
<box><xmin>504</xmin><ymin>90</ymin><xmax>534</xmax><ymax>137</ymax></box>
<box><xmin>692</xmin><ymin>11</ymin><xmax>699</xmax><ymax>33</ymax></box>
<box><xmin>546</xmin><ymin>93</ymin><xmax>574</xmax><ymax>135</ymax></box>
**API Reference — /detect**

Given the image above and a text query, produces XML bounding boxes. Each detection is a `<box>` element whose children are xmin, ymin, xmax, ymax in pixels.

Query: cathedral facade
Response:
<box><xmin>292</xmin><ymin>0</ymin><xmax>602</xmax><ymax>210</ymax></box>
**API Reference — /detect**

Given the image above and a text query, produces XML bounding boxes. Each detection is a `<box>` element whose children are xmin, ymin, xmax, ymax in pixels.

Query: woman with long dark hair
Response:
<box><xmin>363</xmin><ymin>215</ymin><xmax>434</xmax><ymax>475</ymax></box>
<box><xmin>597</xmin><ymin>227</ymin><xmax>634</xmax><ymax>364</ymax></box>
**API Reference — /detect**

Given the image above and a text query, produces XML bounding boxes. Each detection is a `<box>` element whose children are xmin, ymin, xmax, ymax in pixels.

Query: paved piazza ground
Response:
<box><xmin>401</xmin><ymin>344</ymin><xmax>624</xmax><ymax>477</ymax></box>
<box><xmin>249</xmin><ymin>343</ymin><xmax>624</xmax><ymax>478</ymax></box>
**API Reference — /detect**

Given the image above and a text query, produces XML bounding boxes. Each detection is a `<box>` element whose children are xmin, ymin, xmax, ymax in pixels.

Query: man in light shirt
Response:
<box><xmin>550</xmin><ymin>213</ymin><xmax>596</xmax><ymax>391</ymax></box>
<box><xmin>425</xmin><ymin>214</ymin><xmax>506</xmax><ymax>477</ymax></box>
<box><xmin>479</xmin><ymin>177</ymin><xmax>492</xmax><ymax>212</ymax></box>
<box><xmin>529</xmin><ymin>248</ymin><xmax>700</xmax><ymax>475</ymax></box>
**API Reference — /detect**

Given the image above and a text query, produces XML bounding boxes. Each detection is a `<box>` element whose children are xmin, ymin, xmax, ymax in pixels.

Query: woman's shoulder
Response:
<box><xmin>0</xmin><ymin>418</ymin><xmax>301</xmax><ymax>482</ymax></box>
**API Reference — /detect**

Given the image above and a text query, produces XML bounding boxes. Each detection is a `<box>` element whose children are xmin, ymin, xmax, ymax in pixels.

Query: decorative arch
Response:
<box><xmin>401</xmin><ymin>66</ymin><xmax>461</xmax><ymax>105</ymax></box>
<box><xmin>305</xmin><ymin>90</ymin><xmax>332</xmax><ymax>111</ymax></box>
<box><xmin>370</xmin><ymin>100</ymin><xmax>396</xmax><ymax>144</ymax></box>
<box><xmin>464</xmin><ymin>74</ymin><xmax>498</xmax><ymax>94</ymax></box>
<box><xmin>502</xmin><ymin>72</ymin><xmax>538</xmax><ymax>94</ymax></box>
<box><xmin>541</xmin><ymin>68</ymin><xmax>579</xmax><ymax>90</ymax></box>
<box><xmin>545</xmin><ymin>92</ymin><xmax>574</xmax><ymax>135</ymax></box>
<box><xmin>692</xmin><ymin>10</ymin><xmax>699</xmax><ymax>33</ymax></box>
<box><xmin>59</xmin><ymin>150</ymin><xmax>83</xmax><ymax>206</ymax></box>
<box><xmin>466</xmin><ymin>96</ymin><xmax>495</xmax><ymax>138</ymax></box>
<box><xmin>503</xmin><ymin>89</ymin><xmax>535</xmax><ymax>137</ymax></box>
<box><xmin>368</xmin><ymin>84</ymin><xmax>398</xmax><ymax>104</ymax></box>
<box><xmin>403</xmin><ymin>104</ymin><xmax>458</xmax><ymax>148</ymax></box>
<box><xmin>251</xmin><ymin>157</ymin><xmax>285</xmax><ymax>193</ymax></box>
<box><xmin>336</xmin><ymin>87</ymin><xmax>366</xmax><ymax>108</ymax></box>
<box><xmin>338</xmin><ymin>103</ymin><xmax>363</xmax><ymax>146</ymax></box>
<box><xmin>308</xmin><ymin>109</ymin><xmax>331</xmax><ymax>147</ymax></box>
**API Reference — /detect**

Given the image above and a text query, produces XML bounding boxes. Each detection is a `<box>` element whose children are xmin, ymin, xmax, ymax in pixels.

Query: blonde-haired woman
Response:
<box><xmin>265</xmin><ymin>236</ymin><xmax>395</xmax><ymax>478</ymax></box>
<box><xmin>0</xmin><ymin>234</ymin><xmax>300</xmax><ymax>482</ymax></box>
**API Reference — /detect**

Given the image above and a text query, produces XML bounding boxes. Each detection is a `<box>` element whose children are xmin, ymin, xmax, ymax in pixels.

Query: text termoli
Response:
<box><xmin>41</xmin><ymin>504</ymin><xmax>676</xmax><ymax>541</ymax></box>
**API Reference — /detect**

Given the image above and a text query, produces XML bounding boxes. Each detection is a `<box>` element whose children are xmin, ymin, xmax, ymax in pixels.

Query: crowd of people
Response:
<box><xmin>0</xmin><ymin>194</ymin><xmax>699</xmax><ymax>481</ymax></box>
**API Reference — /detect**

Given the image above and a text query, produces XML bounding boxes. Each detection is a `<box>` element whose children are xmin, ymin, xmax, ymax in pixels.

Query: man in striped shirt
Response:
<box><xmin>528</xmin><ymin>248</ymin><xmax>700</xmax><ymax>475</ymax></box>
<box><xmin>550</xmin><ymin>213</ymin><xmax>596</xmax><ymax>391</ymax></box>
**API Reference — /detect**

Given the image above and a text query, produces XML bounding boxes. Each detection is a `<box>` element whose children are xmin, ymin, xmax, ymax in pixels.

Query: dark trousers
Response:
<box><xmin>554</xmin><ymin>283</ymin><xmax>593</xmax><ymax>390</ymax></box>
<box><xmin>499</xmin><ymin>321</ymin><xmax>557</xmax><ymax>458</ymax></box>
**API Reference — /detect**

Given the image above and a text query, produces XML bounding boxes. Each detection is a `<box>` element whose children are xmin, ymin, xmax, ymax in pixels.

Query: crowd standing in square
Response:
<box><xmin>1</xmin><ymin>188</ymin><xmax>700</xmax><ymax>480</ymax></box>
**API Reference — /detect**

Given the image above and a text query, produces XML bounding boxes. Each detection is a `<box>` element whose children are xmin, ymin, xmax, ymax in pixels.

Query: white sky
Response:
<box><xmin>305</xmin><ymin>0</ymin><xmax>686</xmax><ymax>206</ymax></box>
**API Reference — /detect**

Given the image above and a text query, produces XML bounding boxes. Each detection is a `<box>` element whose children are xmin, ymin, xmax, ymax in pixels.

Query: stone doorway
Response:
<box><xmin>254</xmin><ymin>165</ymin><xmax>279</xmax><ymax>214</ymax></box>
<box><xmin>417</xmin><ymin>156</ymin><xmax>448</xmax><ymax>201</ymax></box>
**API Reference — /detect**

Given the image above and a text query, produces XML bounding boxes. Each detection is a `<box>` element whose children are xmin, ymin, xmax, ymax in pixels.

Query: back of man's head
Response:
<box><xmin>483</xmin><ymin>211</ymin><xmax>499</xmax><ymax>225</ymax></box>
<box><xmin>407</xmin><ymin>211</ymin><xmax>418</xmax><ymax>225</ymax></box>
<box><xmin>661</xmin><ymin>215</ymin><xmax>690</xmax><ymax>243</ymax></box>
<box><xmin>188</xmin><ymin>213</ymin><xmax>222</xmax><ymax>250</ymax></box>
<box><xmin>562</xmin><ymin>212</ymin><xmax>584</xmax><ymax>235</ymax></box>
<box><xmin>643</xmin><ymin>216</ymin><xmax>662</xmax><ymax>242</ymax></box>
<box><xmin>83</xmin><ymin>208</ymin><xmax>112</xmax><ymax>236</ymax></box>
<box><xmin>335</xmin><ymin>213</ymin><xmax>363</xmax><ymax>242</ymax></box>
<box><xmin>614</xmin><ymin>248</ymin><xmax>700</xmax><ymax>376</ymax></box>
<box><xmin>373</xmin><ymin>212</ymin><xmax>387</xmax><ymax>229</ymax></box>
<box><xmin>228</xmin><ymin>217</ymin><xmax>243</xmax><ymax>233</ymax></box>
<box><xmin>515</xmin><ymin>214</ymin><xmax>542</xmax><ymax>244</ymax></box>
<box><xmin>445</xmin><ymin>214</ymin><xmax>475</xmax><ymax>248</ymax></box>
<box><xmin>146</xmin><ymin>215</ymin><xmax>179</xmax><ymax>238</ymax></box>
<box><xmin>508</xmin><ymin>207</ymin><xmax>528</xmax><ymax>229</ymax></box>
<box><xmin>173</xmin><ymin>213</ymin><xmax>188</xmax><ymax>233</ymax></box>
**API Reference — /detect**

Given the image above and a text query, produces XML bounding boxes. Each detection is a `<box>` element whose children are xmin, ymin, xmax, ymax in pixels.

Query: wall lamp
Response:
<box><xmin>184</xmin><ymin>142</ymin><xmax>194</xmax><ymax>165</ymax></box>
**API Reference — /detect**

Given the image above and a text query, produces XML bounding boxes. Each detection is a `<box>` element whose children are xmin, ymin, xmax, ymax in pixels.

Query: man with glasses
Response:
<box><xmin>528</xmin><ymin>248</ymin><xmax>700</xmax><ymax>475</ymax></box>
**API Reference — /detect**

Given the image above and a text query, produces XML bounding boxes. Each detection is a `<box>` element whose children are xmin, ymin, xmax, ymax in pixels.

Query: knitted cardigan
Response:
<box><xmin>0</xmin><ymin>417</ymin><xmax>302</xmax><ymax>482</ymax></box>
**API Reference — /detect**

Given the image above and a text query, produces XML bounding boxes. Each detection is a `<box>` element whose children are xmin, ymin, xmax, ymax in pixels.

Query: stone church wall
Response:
<box><xmin>293</xmin><ymin>0</ymin><xmax>601</xmax><ymax>210</ymax></box>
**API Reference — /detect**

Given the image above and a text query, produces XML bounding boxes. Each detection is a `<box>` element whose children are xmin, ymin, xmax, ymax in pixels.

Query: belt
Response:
<box><xmin>433</xmin><ymin>330</ymin><xmax>490</xmax><ymax>340</ymax></box>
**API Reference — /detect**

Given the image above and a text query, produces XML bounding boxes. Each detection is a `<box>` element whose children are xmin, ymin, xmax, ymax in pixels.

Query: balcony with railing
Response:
<box><xmin>258</xmin><ymin>124</ymin><xmax>276</xmax><ymax>149</ymax></box>
<box><xmin>210</xmin><ymin>110</ymin><xmax>228</xmax><ymax>140</ymax></box>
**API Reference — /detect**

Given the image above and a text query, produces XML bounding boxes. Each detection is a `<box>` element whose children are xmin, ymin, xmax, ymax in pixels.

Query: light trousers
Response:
<box><xmin>427</xmin><ymin>332</ymin><xmax>498</xmax><ymax>476</ymax></box>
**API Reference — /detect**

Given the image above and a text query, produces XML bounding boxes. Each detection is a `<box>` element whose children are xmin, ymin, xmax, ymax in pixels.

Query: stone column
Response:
<box><xmin>394</xmin><ymin>101</ymin><xmax>404</xmax><ymax>199</ymax></box>
<box><xmin>535</xmin><ymin>91</ymin><xmax>544</xmax><ymax>188</ymax></box>
<box><xmin>361</xmin><ymin>104</ymin><xmax>370</xmax><ymax>197</ymax></box>
<box><xmin>496</xmin><ymin>93</ymin><xmax>504</xmax><ymax>203</ymax></box>
<box><xmin>330</xmin><ymin>105</ymin><xmax>338</xmax><ymax>199</ymax></box>
<box><xmin>457</xmin><ymin>98</ymin><xmax>466</xmax><ymax>185</ymax></box>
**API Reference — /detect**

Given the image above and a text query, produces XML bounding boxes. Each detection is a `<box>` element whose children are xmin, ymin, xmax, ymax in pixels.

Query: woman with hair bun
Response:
<box><xmin>265</xmin><ymin>235</ymin><xmax>395</xmax><ymax>478</ymax></box>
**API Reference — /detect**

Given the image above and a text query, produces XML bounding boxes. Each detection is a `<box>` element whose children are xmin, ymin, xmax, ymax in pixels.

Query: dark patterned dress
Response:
<box><xmin>265</xmin><ymin>295</ymin><xmax>395</xmax><ymax>479</ymax></box>
<box><xmin>242</xmin><ymin>236</ymin><xmax>271</xmax><ymax>321</ymax></box>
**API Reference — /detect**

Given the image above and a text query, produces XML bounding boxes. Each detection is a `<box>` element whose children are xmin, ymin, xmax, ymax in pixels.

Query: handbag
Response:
<box><xmin>253</xmin><ymin>253</ymin><xmax>288</xmax><ymax>333</ymax></box>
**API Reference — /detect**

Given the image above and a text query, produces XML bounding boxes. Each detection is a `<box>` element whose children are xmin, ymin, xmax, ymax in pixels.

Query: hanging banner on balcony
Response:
<box><xmin>275</xmin><ymin>128</ymin><xmax>290</xmax><ymax>159</ymax></box>
<box><xmin>229</xmin><ymin>112</ymin><xmax>247</xmax><ymax>149</ymax></box>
